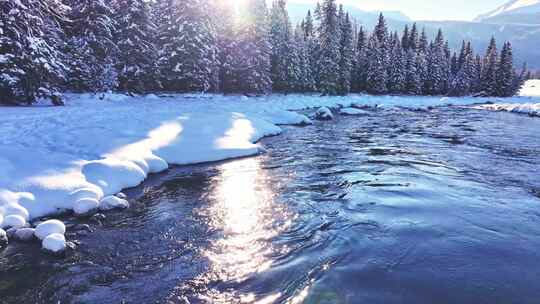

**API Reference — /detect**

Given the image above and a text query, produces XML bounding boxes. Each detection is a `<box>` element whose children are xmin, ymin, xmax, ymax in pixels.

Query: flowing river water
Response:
<box><xmin>2</xmin><ymin>105</ymin><xmax>540</xmax><ymax>303</ymax></box>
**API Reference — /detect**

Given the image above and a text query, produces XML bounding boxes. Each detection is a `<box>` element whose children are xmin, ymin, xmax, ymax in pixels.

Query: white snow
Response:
<box><xmin>475</xmin><ymin>0</ymin><xmax>540</xmax><ymax>21</ymax></box>
<box><xmin>339</xmin><ymin>107</ymin><xmax>370</xmax><ymax>116</ymax></box>
<box><xmin>315</xmin><ymin>106</ymin><xmax>334</xmax><ymax>120</ymax></box>
<box><xmin>0</xmin><ymin>228</ymin><xmax>7</xmax><ymax>247</ymax></box>
<box><xmin>1</xmin><ymin>90</ymin><xmax>540</xmax><ymax>252</ymax></box>
<box><xmin>74</xmin><ymin>198</ymin><xmax>100</xmax><ymax>215</ymax></box>
<box><xmin>42</xmin><ymin>233</ymin><xmax>66</xmax><ymax>253</ymax></box>
<box><xmin>100</xmin><ymin>195</ymin><xmax>129</xmax><ymax>211</ymax></box>
<box><xmin>519</xmin><ymin>79</ymin><xmax>540</xmax><ymax>97</ymax></box>
<box><xmin>2</xmin><ymin>214</ymin><xmax>27</xmax><ymax>229</ymax></box>
<box><xmin>474</xmin><ymin>80</ymin><xmax>540</xmax><ymax>116</ymax></box>
<box><xmin>34</xmin><ymin>219</ymin><xmax>65</xmax><ymax>240</ymax></box>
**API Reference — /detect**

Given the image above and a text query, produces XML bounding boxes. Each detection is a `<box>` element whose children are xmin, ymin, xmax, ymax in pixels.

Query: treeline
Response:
<box><xmin>0</xmin><ymin>0</ymin><xmax>530</xmax><ymax>105</ymax></box>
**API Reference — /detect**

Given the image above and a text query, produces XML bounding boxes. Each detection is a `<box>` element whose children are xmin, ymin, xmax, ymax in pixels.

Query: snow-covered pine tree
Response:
<box><xmin>472</xmin><ymin>54</ymin><xmax>483</xmax><ymax>93</ymax></box>
<box><xmin>352</xmin><ymin>26</ymin><xmax>368</xmax><ymax>92</ymax></box>
<box><xmin>450</xmin><ymin>42</ymin><xmax>475</xmax><ymax>96</ymax></box>
<box><xmin>404</xmin><ymin>49</ymin><xmax>421</xmax><ymax>95</ymax></box>
<box><xmin>408</xmin><ymin>23</ymin><xmax>419</xmax><ymax>52</ymax></box>
<box><xmin>270</xmin><ymin>0</ymin><xmax>293</xmax><ymax>92</ymax></box>
<box><xmin>233</xmin><ymin>0</ymin><xmax>273</xmax><ymax>94</ymax></box>
<box><xmin>387</xmin><ymin>37</ymin><xmax>405</xmax><ymax>94</ymax></box>
<box><xmin>365</xmin><ymin>34</ymin><xmax>388</xmax><ymax>95</ymax></box>
<box><xmin>0</xmin><ymin>0</ymin><xmax>68</xmax><ymax>105</ymax></box>
<box><xmin>401</xmin><ymin>25</ymin><xmax>410</xmax><ymax>51</ymax></box>
<box><xmin>496</xmin><ymin>41</ymin><xmax>516</xmax><ymax>97</ymax></box>
<box><xmin>417</xmin><ymin>28</ymin><xmax>429</xmax><ymax>94</ymax></box>
<box><xmin>211</xmin><ymin>0</ymin><xmax>237</xmax><ymax>92</ymax></box>
<box><xmin>450</xmin><ymin>52</ymin><xmax>459</xmax><ymax>77</ymax></box>
<box><xmin>291</xmin><ymin>23</ymin><xmax>315</xmax><ymax>92</ymax></box>
<box><xmin>337</xmin><ymin>8</ymin><xmax>354</xmax><ymax>95</ymax></box>
<box><xmin>374</xmin><ymin>13</ymin><xmax>389</xmax><ymax>45</ymax></box>
<box><xmin>426</xmin><ymin>29</ymin><xmax>446</xmax><ymax>95</ymax></box>
<box><xmin>481</xmin><ymin>37</ymin><xmax>498</xmax><ymax>96</ymax></box>
<box><xmin>513</xmin><ymin>62</ymin><xmax>528</xmax><ymax>94</ymax></box>
<box><xmin>64</xmin><ymin>0</ymin><xmax>118</xmax><ymax>93</ymax></box>
<box><xmin>316</xmin><ymin>0</ymin><xmax>341</xmax><ymax>95</ymax></box>
<box><xmin>441</xmin><ymin>41</ymin><xmax>452</xmax><ymax>95</ymax></box>
<box><xmin>156</xmin><ymin>0</ymin><xmax>218</xmax><ymax>92</ymax></box>
<box><xmin>114</xmin><ymin>0</ymin><xmax>158</xmax><ymax>93</ymax></box>
<box><xmin>303</xmin><ymin>10</ymin><xmax>319</xmax><ymax>92</ymax></box>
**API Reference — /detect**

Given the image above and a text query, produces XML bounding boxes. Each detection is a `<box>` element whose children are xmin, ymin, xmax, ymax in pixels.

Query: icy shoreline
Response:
<box><xmin>1</xmin><ymin>82</ymin><xmax>539</xmax><ymax>252</ymax></box>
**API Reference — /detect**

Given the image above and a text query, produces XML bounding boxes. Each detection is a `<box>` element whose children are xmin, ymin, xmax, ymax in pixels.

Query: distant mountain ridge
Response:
<box><xmin>474</xmin><ymin>0</ymin><xmax>540</xmax><ymax>24</ymax></box>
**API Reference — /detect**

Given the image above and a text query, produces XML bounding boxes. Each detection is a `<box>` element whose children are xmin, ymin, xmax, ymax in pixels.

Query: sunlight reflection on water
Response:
<box><xmin>198</xmin><ymin>157</ymin><xmax>290</xmax><ymax>302</ymax></box>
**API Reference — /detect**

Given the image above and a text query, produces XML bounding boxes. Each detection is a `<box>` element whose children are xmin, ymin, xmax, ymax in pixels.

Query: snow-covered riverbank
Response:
<box><xmin>1</xmin><ymin>84</ymin><xmax>539</xmax><ymax>252</ymax></box>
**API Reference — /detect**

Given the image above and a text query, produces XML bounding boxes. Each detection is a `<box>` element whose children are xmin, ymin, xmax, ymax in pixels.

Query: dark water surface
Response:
<box><xmin>2</xmin><ymin>106</ymin><xmax>540</xmax><ymax>304</ymax></box>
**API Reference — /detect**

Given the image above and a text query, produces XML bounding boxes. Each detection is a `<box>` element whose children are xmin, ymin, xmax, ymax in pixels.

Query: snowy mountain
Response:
<box><xmin>474</xmin><ymin>0</ymin><xmax>540</xmax><ymax>25</ymax></box>
<box><xmin>286</xmin><ymin>3</ymin><xmax>411</xmax><ymax>28</ymax></box>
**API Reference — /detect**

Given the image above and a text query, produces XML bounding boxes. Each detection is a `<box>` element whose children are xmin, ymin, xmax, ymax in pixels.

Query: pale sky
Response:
<box><xmin>289</xmin><ymin>0</ymin><xmax>510</xmax><ymax>21</ymax></box>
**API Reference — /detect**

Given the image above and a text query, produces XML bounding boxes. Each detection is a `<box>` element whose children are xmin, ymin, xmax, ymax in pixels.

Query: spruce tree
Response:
<box><xmin>481</xmin><ymin>37</ymin><xmax>498</xmax><ymax>96</ymax></box>
<box><xmin>269</xmin><ymin>0</ymin><xmax>293</xmax><ymax>92</ymax></box>
<box><xmin>401</xmin><ymin>25</ymin><xmax>410</xmax><ymax>51</ymax></box>
<box><xmin>291</xmin><ymin>24</ymin><xmax>315</xmax><ymax>92</ymax></box>
<box><xmin>427</xmin><ymin>29</ymin><xmax>446</xmax><ymax>95</ymax></box>
<box><xmin>496</xmin><ymin>42</ymin><xmax>516</xmax><ymax>97</ymax></box>
<box><xmin>387</xmin><ymin>38</ymin><xmax>405</xmax><ymax>94</ymax></box>
<box><xmin>405</xmin><ymin>49</ymin><xmax>421</xmax><ymax>95</ymax></box>
<box><xmin>65</xmin><ymin>0</ymin><xmax>118</xmax><ymax>93</ymax></box>
<box><xmin>1</xmin><ymin>0</ymin><xmax>68</xmax><ymax>105</ymax></box>
<box><xmin>316</xmin><ymin>0</ymin><xmax>341</xmax><ymax>95</ymax></box>
<box><xmin>408</xmin><ymin>23</ymin><xmax>419</xmax><ymax>52</ymax></box>
<box><xmin>114</xmin><ymin>0</ymin><xmax>158</xmax><ymax>93</ymax></box>
<box><xmin>156</xmin><ymin>0</ymin><xmax>218</xmax><ymax>92</ymax></box>
<box><xmin>450</xmin><ymin>42</ymin><xmax>475</xmax><ymax>96</ymax></box>
<box><xmin>337</xmin><ymin>9</ymin><xmax>354</xmax><ymax>95</ymax></box>
<box><xmin>365</xmin><ymin>34</ymin><xmax>388</xmax><ymax>95</ymax></box>
<box><xmin>234</xmin><ymin>0</ymin><xmax>273</xmax><ymax>94</ymax></box>
<box><xmin>352</xmin><ymin>26</ymin><xmax>368</xmax><ymax>92</ymax></box>
<box><xmin>212</xmin><ymin>0</ymin><xmax>237</xmax><ymax>92</ymax></box>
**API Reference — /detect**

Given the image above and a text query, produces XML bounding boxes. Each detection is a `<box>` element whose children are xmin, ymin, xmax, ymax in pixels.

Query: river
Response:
<box><xmin>2</xmin><ymin>105</ymin><xmax>540</xmax><ymax>303</ymax></box>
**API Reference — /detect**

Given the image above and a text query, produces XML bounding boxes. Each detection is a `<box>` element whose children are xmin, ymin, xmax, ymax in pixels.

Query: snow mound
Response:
<box><xmin>519</xmin><ymin>79</ymin><xmax>540</xmax><ymax>97</ymax></box>
<box><xmin>2</xmin><ymin>215</ymin><xmax>27</xmax><ymax>229</ymax></box>
<box><xmin>42</xmin><ymin>233</ymin><xmax>66</xmax><ymax>253</ymax></box>
<box><xmin>82</xmin><ymin>159</ymin><xmax>147</xmax><ymax>196</ymax></box>
<box><xmin>74</xmin><ymin>198</ymin><xmax>100</xmax><ymax>215</ymax></box>
<box><xmin>475</xmin><ymin>103</ymin><xmax>540</xmax><ymax>116</ymax></box>
<box><xmin>100</xmin><ymin>195</ymin><xmax>129</xmax><ymax>211</ymax></box>
<box><xmin>0</xmin><ymin>228</ymin><xmax>7</xmax><ymax>248</ymax></box>
<box><xmin>35</xmin><ymin>219</ymin><xmax>65</xmax><ymax>240</ymax></box>
<box><xmin>315</xmin><ymin>107</ymin><xmax>334</xmax><ymax>120</ymax></box>
<box><xmin>339</xmin><ymin>108</ymin><xmax>370</xmax><ymax>116</ymax></box>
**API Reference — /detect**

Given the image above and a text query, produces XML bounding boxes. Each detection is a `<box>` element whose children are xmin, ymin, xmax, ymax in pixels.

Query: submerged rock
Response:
<box><xmin>14</xmin><ymin>228</ymin><xmax>36</xmax><ymax>242</ymax></box>
<box><xmin>315</xmin><ymin>107</ymin><xmax>334</xmax><ymax>120</ymax></box>
<box><xmin>339</xmin><ymin>108</ymin><xmax>370</xmax><ymax>116</ymax></box>
<box><xmin>100</xmin><ymin>195</ymin><xmax>130</xmax><ymax>211</ymax></box>
<box><xmin>115</xmin><ymin>192</ymin><xmax>127</xmax><ymax>199</ymax></box>
<box><xmin>90</xmin><ymin>213</ymin><xmax>106</xmax><ymax>224</ymax></box>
